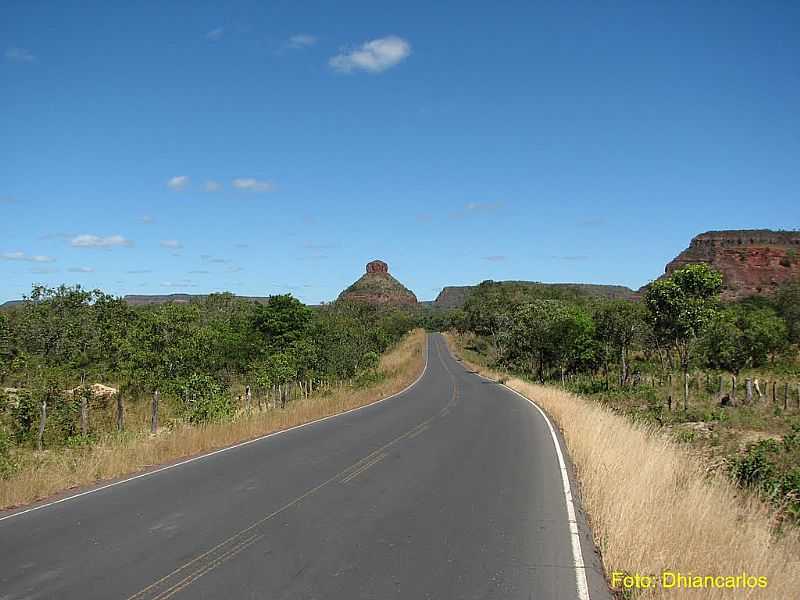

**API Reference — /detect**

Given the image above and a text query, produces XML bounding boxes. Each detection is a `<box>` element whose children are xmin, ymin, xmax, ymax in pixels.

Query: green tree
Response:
<box><xmin>252</xmin><ymin>295</ymin><xmax>313</xmax><ymax>353</ymax></box>
<box><xmin>594</xmin><ymin>300</ymin><xmax>647</xmax><ymax>385</ymax></box>
<box><xmin>776</xmin><ymin>282</ymin><xmax>800</xmax><ymax>345</ymax></box>
<box><xmin>644</xmin><ymin>264</ymin><xmax>723</xmax><ymax>379</ymax></box>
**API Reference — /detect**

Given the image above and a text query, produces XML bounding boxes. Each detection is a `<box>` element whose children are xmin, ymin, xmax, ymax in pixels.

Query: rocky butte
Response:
<box><xmin>664</xmin><ymin>229</ymin><xmax>800</xmax><ymax>300</ymax></box>
<box><xmin>337</xmin><ymin>260</ymin><xmax>418</xmax><ymax>306</ymax></box>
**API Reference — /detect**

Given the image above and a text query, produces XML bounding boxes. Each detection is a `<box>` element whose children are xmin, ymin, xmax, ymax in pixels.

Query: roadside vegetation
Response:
<box><xmin>433</xmin><ymin>268</ymin><xmax>800</xmax><ymax>596</ymax></box>
<box><xmin>0</xmin><ymin>286</ymin><xmax>424</xmax><ymax>509</ymax></box>
<box><xmin>443</xmin><ymin>337</ymin><xmax>800</xmax><ymax>599</ymax></box>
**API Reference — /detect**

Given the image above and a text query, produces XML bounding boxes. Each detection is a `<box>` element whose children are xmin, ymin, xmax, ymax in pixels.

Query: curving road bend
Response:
<box><xmin>0</xmin><ymin>333</ymin><xmax>610</xmax><ymax>599</ymax></box>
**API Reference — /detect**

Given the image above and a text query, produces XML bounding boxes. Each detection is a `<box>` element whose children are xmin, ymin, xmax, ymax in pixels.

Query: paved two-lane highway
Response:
<box><xmin>0</xmin><ymin>334</ymin><xmax>609</xmax><ymax>599</ymax></box>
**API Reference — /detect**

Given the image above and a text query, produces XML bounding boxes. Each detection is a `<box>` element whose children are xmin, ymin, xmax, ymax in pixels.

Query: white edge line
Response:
<box><xmin>464</xmin><ymin>367</ymin><xmax>591</xmax><ymax>600</ymax></box>
<box><xmin>0</xmin><ymin>334</ymin><xmax>430</xmax><ymax>524</ymax></box>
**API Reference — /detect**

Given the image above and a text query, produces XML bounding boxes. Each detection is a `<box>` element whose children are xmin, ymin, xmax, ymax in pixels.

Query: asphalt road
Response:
<box><xmin>0</xmin><ymin>333</ymin><xmax>610</xmax><ymax>599</ymax></box>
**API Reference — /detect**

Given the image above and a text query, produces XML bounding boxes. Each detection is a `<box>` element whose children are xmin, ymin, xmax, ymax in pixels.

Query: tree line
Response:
<box><xmin>0</xmin><ymin>285</ymin><xmax>416</xmax><ymax>456</ymax></box>
<box><xmin>442</xmin><ymin>265</ymin><xmax>798</xmax><ymax>388</ymax></box>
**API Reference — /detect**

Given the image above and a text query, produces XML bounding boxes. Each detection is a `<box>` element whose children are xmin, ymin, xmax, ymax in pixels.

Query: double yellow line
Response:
<box><xmin>128</xmin><ymin>338</ymin><xmax>460</xmax><ymax>600</ymax></box>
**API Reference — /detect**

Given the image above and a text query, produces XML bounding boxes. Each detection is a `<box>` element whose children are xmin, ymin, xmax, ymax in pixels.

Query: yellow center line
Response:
<box><xmin>128</xmin><ymin>337</ymin><xmax>458</xmax><ymax>600</ymax></box>
<box><xmin>341</xmin><ymin>452</ymin><xmax>388</xmax><ymax>483</ymax></box>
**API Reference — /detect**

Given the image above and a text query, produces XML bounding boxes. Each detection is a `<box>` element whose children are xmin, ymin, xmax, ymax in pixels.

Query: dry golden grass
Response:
<box><xmin>444</xmin><ymin>333</ymin><xmax>800</xmax><ymax>599</ymax></box>
<box><xmin>1</xmin><ymin>329</ymin><xmax>426</xmax><ymax>510</ymax></box>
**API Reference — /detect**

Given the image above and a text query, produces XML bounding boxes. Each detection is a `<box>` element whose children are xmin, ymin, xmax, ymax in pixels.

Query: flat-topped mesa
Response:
<box><xmin>664</xmin><ymin>229</ymin><xmax>800</xmax><ymax>300</ymax></box>
<box><xmin>337</xmin><ymin>260</ymin><xmax>418</xmax><ymax>306</ymax></box>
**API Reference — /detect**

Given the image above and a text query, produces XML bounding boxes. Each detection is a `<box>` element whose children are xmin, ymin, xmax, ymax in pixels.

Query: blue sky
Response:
<box><xmin>2</xmin><ymin>1</ymin><xmax>799</xmax><ymax>304</ymax></box>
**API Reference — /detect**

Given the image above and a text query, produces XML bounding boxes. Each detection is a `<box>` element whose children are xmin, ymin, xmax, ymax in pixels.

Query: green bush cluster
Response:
<box><xmin>729</xmin><ymin>425</ymin><xmax>800</xmax><ymax>522</ymax></box>
<box><xmin>180</xmin><ymin>374</ymin><xmax>232</xmax><ymax>424</ymax></box>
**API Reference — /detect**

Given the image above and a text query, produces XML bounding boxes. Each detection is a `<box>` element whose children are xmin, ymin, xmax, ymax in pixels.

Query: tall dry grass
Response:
<box><xmin>1</xmin><ymin>329</ymin><xmax>426</xmax><ymax>510</ymax></box>
<box><xmin>444</xmin><ymin>333</ymin><xmax>800</xmax><ymax>599</ymax></box>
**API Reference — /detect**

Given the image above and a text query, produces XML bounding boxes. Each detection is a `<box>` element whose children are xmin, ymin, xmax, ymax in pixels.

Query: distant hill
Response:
<box><xmin>337</xmin><ymin>260</ymin><xmax>418</xmax><ymax>307</ymax></box>
<box><xmin>430</xmin><ymin>281</ymin><xmax>637</xmax><ymax>309</ymax></box>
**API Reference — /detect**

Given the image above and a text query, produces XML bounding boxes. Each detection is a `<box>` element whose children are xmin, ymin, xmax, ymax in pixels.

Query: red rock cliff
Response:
<box><xmin>664</xmin><ymin>230</ymin><xmax>800</xmax><ymax>300</ymax></box>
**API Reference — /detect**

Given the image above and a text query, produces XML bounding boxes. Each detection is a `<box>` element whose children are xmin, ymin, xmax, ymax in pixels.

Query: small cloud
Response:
<box><xmin>188</xmin><ymin>269</ymin><xmax>210</xmax><ymax>274</ymax></box>
<box><xmin>234</xmin><ymin>243</ymin><xmax>249</xmax><ymax>248</ymax></box>
<box><xmin>232</xmin><ymin>178</ymin><xmax>275</xmax><ymax>192</ymax></box>
<box><xmin>71</xmin><ymin>234</ymin><xmax>133</xmax><ymax>248</ymax></box>
<box><xmin>450</xmin><ymin>201</ymin><xmax>504</xmax><ymax>220</ymax></box>
<box><xmin>287</xmin><ymin>34</ymin><xmax>317</xmax><ymax>49</ymax></box>
<box><xmin>206</xmin><ymin>27</ymin><xmax>225</xmax><ymax>41</ymax></box>
<box><xmin>482</xmin><ymin>255</ymin><xmax>506</xmax><ymax>262</ymax></box>
<box><xmin>209</xmin><ymin>258</ymin><xmax>231</xmax><ymax>264</ymax></box>
<box><xmin>547</xmin><ymin>255</ymin><xmax>589</xmax><ymax>262</ymax></box>
<box><xmin>141</xmin><ymin>215</ymin><xmax>155</xmax><ymax>224</ymax></box>
<box><xmin>5</xmin><ymin>47</ymin><xmax>35</xmax><ymax>63</ymax></box>
<box><xmin>225</xmin><ymin>266</ymin><xmax>243</xmax><ymax>273</ymax></box>
<box><xmin>127</xmin><ymin>269</ymin><xmax>151</xmax><ymax>274</ymax></box>
<box><xmin>465</xmin><ymin>201</ymin><xmax>503</xmax><ymax>212</ymax></box>
<box><xmin>329</xmin><ymin>35</ymin><xmax>411</xmax><ymax>74</ymax></box>
<box><xmin>160</xmin><ymin>239</ymin><xmax>183</xmax><ymax>249</ymax></box>
<box><xmin>67</xmin><ymin>266</ymin><xmax>95</xmax><ymax>273</ymax></box>
<box><xmin>203</xmin><ymin>180</ymin><xmax>222</xmax><ymax>192</ymax></box>
<box><xmin>1</xmin><ymin>251</ymin><xmax>56</xmax><ymax>263</ymax></box>
<box><xmin>167</xmin><ymin>175</ymin><xmax>190</xmax><ymax>191</ymax></box>
<box><xmin>31</xmin><ymin>267</ymin><xmax>59</xmax><ymax>274</ymax></box>
<box><xmin>160</xmin><ymin>280</ymin><xmax>196</xmax><ymax>288</ymax></box>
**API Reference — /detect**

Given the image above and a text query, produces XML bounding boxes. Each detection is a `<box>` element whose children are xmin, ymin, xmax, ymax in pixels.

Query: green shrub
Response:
<box><xmin>728</xmin><ymin>425</ymin><xmax>800</xmax><ymax>522</ymax></box>
<box><xmin>0</xmin><ymin>428</ymin><xmax>18</xmax><ymax>479</ymax></box>
<box><xmin>9</xmin><ymin>390</ymin><xmax>37</xmax><ymax>445</ymax></box>
<box><xmin>180</xmin><ymin>374</ymin><xmax>233</xmax><ymax>424</ymax></box>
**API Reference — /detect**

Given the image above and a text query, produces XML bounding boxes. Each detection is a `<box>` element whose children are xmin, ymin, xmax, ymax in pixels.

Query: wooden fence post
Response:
<box><xmin>80</xmin><ymin>393</ymin><xmax>88</xmax><ymax>436</ymax></box>
<box><xmin>772</xmin><ymin>381</ymin><xmax>777</xmax><ymax>405</ymax></box>
<box><xmin>116</xmin><ymin>393</ymin><xmax>124</xmax><ymax>432</ymax></box>
<box><xmin>746</xmin><ymin>378</ymin><xmax>753</xmax><ymax>404</ymax></box>
<box><xmin>732</xmin><ymin>375</ymin><xmax>737</xmax><ymax>405</ymax></box>
<box><xmin>784</xmin><ymin>382</ymin><xmax>789</xmax><ymax>410</ymax></box>
<box><xmin>683</xmin><ymin>372</ymin><xmax>689</xmax><ymax>411</ymax></box>
<box><xmin>245</xmin><ymin>385</ymin><xmax>252</xmax><ymax>411</ymax></box>
<box><xmin>37</xmin><ymin>399</ymin><xmax>47</xmax><ymax>451</ymax></box>
<box><xmin>718</xmin><ymin>375</ymin><xmax>724</xmax><ymax>399</ymax></box>
<box><xmin>151</xmin><ymin>390</ymin><xmax>159</xmax><ymax>433</ymax></box>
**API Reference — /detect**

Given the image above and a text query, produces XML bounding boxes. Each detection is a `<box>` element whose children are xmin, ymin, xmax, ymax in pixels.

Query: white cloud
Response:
<box><xmin>288</xmin><ymin>34</ymin><xmax>316</xmax><ymax>49</ymax></box>
<box><xmin>203</xmin><ymin>180</ymin><xmax>222</xmax><ymax>192</ymax></box>
<box><xmin>70</xmin><ymin>234</ymin><xmax>133</xmax><ymax>248</ymax></box>
<box><xmin>329</xmin><ymin>36</ymin><xmax>410</xmax><ymax>73</ymax></box>
<box><xmin>206</xmin><ymin>27</ymin><xmax>224</xmax><ymax>41</ymax></box>
<box><xmin>141</xmin><ymin>215</ymin><xmax>155</xmax><ymax>224</ymax></box>
<box><xmin>1</xmin><ymin>251</ymin><xmax>55</xmax><ymax>263</ymax></box>
<box><xmin>160</xmin><ymin>239</ymin><xmax>183</xmax><ymax>249</ymax></box>
<box><xmin>167</xmin><ymin>175</ymin><xmax>190</xmax><ymax>191</ymax></box>
<box><xmin>465</xmin><ymin>201</ymin><xmax>503</xmax><ymax>212</ymax></box>
<box><xmin>5</xmin><ymin>47</ymin><xmax>35</xmax><ymax>63</ymax></box>
<box><xmin>482</xmin><ymin>255</ymin><xmax>506</xmax><ymax>262</ymax></box>
<box><xmin>31</xmin><ymin>267</ymin><xmax>58</xmax><ymax>274</ymax></box>
<box><xmin>127</xmin><ymin>269</ymin><xmax>151</xmax><ymax>274</ymax></box>
<box><xmin>232</xmin><ymin>178</ymin><xmax>275</xmax><ymax>192</ymax></box>
<box><xmin>160</xmin><ymin>280</ymin><xmax>196</xmax><ymax>288</ymax></box>
<box><xmin>67</xmin><ymin>266</ymin><xmax>95</xmax><ymax>273</ymax></box>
